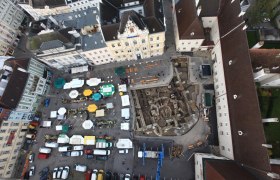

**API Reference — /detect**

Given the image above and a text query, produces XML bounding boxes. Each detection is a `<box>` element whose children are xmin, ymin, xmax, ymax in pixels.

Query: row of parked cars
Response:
<box><xmin>84</xmin><ymin>169</ymin><xmax>130</xmax><ymax>180</ymax></box>
<box><xmin>53</xmin><ymin>166</ymin><xmax>70</xmax><ymax>179</ymax></box>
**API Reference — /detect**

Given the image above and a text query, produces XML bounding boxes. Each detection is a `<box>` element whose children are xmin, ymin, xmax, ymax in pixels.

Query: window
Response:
<box><xmin>157</xmin><ymin>37</ymin><xmax>159</xmax><ymax>40</ymax></box>
<box><xmin>115</xmin><ymin>51</ymin><xmax>118</xmax><ymax>54</ymax></box>
<box><xmin>118</xmin><ymin>43</ymin><xmax>121</xmax><ymax>47</ymax></box>
<box><xmin>112</xmin><ymin>44</ymin><xmax>115</xmax><ymax>47</ymax></box>
<box><xmin>142</xmin><ymin>39</ymin><xmax>145</xmax><ymax>43</ymax></box>
<box><xmin>0</xmin><ymin>130</ymin><xmax>6</xmax><ymax>133</ymax></box>
<box><xmin>125</xmin><ymin>42</ymin><xmax>129</xmax><ymax>46</ymax></box>
<box><xmin>150</xmin><ymin>37</ymin><xmax>153</xmax><ymax>41</ymax></box>
<box><xmin>221</xmin><ymin>146</ymin><xmax>225</xmax><ymax>150</ymax></box>
<box><xmin>2</xmin><ymin>122</ymin><xmax>8</xmax><ymax>126</ymax></box>
<box><xmin>133</xmin><ymin>40</ymin><xmax>137</xmax><ymax>45</ymax></box>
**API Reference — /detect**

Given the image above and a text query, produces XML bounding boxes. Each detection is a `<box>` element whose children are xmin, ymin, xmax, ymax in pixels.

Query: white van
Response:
<box><xmin>93</xmin><ymin>149</ymin><xmax>110</xmax><ymax>156</ymax></box>
<box><xmin>45</xmin><ymin>142</ymin><xmax>59</xmax><ymax>148</ymax></box>
<box><xmin>39</xmin><ymin>147</ymin><xmax>51</xmax><ymax>154</ymax></box>
<box><xmin>61</xmin><ymin>166</ymin><xmax>69</xmax><ymax>179</ymax></box>
<box><xmin>91</xmin><ymin>169</ymin><xmax>98</xmax><ymax>180</ymax></box>
<box><xmin>74</xmin><ymin>164</ymin><xmax>87</xmax><ymax>172</ymax></box>
<box><xmin>58</xmin><ymin>146</ymin><xmax>71</xmax><ymax>152</ymax></box>
<box><xmin>73</xmin><ymin>145</ymin><xmax>84</xmax><ymax>150</ymax></box>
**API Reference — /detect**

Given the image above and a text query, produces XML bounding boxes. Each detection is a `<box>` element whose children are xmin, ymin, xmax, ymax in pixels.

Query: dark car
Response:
<box><xmin>40</xmin><ymin>167</ymin><xmax>49</xmax><ymax>180</ymax></box>
<box><xmin>113</xmin><ymin>172</ymin><xmax>119</xmax><ymax>180</ymax></box>
<box><xmin>133</xmin><ymin>175</ymin><xmax>138</xmax><ymax>180</ymax></box>
<box><xmin>86</xmin><ymin>154</ymin><xmax>94</xmax><ymax>159</ymax></box>
<box><xmin>96</xmin><ymin>155</ymin><xmax>108</xmax><ymax>161</ymax></box>
<box><xmin>44</xmin><ymin>98</ymin><xmax>50</xmax><ymax>107</ymax></box>
<box><xmin>106</xmin><ymin>171</ymin><xmax>112</xmax><ymax>180</ymax></box>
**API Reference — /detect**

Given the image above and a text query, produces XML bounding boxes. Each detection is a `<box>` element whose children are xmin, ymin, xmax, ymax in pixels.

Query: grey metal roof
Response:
<box><xmin>82</xmin><ymin>32</ymin><xmax>106</xmax><ymax>51</ymax></box>
<box><xmin>40</xmin><ymin>40</ymin><xmax>64</xmax><ymax>51</ymax></box>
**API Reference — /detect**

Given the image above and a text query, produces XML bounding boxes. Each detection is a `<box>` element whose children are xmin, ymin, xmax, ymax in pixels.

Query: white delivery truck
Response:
<box><xmin>93</xmin><ymin>149</ymin><xmax>110</xmax><ymax>156</ymax></box>
<box><xmin>39</xmin><ymin>147</ymin><xmax>52</xmax><ymax>154</ymax></box>
<box><xmin>58</xmin><ymin>146</ymin><xmax>72</xmax><ymax>152</ymax></box>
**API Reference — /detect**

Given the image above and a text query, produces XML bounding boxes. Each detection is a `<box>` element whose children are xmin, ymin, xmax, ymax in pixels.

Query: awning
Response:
<box><xmin>100</xmin><ymin>84</ymin><xmax>115</xmax><ymax>97</ymax></box>
<box><xmin>92</xmin><ymin>93</ymin><xmax>102</xmax><ymax>101</ymax></box>
<box><xmin>83</xmin><ymin>89</ymin><xmax>93</xmax><ymax>96</ymax></box>
<box><xmin>57</xmin><ymin>134</ymin><xmax>70</xmax><ymax>144</ymax></box>
<box><xmin>58</xmin><ymin>107</ymin><xmax>67</xmax><ymax>115</ymax></box>
<box><xmin>121</xmin><ymin>123</ymin><xmax>129</xmax><ymax>130</ymax></box>
<box><xmin>115</xmin><ymin>67</ymin><xmax>126</xmax><ymax>76</ymax></box>
<box><xmin>50</xmin><ymin>111</ymin><xmax>57</xmax><ymax>118</ymax></box>
<box><xmin>54</xmin><ymin>78</ymin><xmax>65</xmax><ymax>89</ymax></box>
<box><xmin>56</xmin><ymin>125</ymin><xmax>69</xmax><ymax>133</ymax></box>
<box><xmin>69</xmin><ymin>90</ymin><xmax>79</xmax><ymax>99</ymax></box>
<box><xmin>86</xmin><ymin>78</ymin><xmax>101</xmax><ymax>86</ymax></box>
<box><xmin>116</xmin><ymin>139</ymin><xmax>133</xmax><ymax>149</ymax></box>
<box><xmin>70</xmin><ymin>135</ymin><xmax>84</xmax><ymax>145</ymax></box>
<box><xmin>121</xmin><ymin>108</ymin><xmax>130</xmax><ymax>120</ymax></box>
<box><xmin>87</xmin><ymin>104</ymin><xmax>97</xmax><ymax>112</ymax></box>
<box><xmin>71</xmin><ymin>65</ymin><xmax>88</xmax><ymax>74</ymax></box>
<box><xmin>106</xmin><ymin>103</ymin><xmax>114</xmax><ymax>109</ymax></box>
<box><xmin>121</xmin><ymin>95</ymin><xmax>130</xmax><ymax>106</ymax></box>
<box><xmin>96</xmin><ymin>109</ymin><xmax>105</xmax><ymax>117</ymax></box>
<box><xmin>83</xmin><ymin>136</ymin><xmax>96</xmax><ymax>145</ymax></box>
<box><xmin>82</xmin><ymin>120</ymin><xmax>94</xmax><ymax>129</ymax></box>
<box><xmin>118</xmin><ymin>84</ymin><xmax>127</xmax><ymax>92</ymax></box>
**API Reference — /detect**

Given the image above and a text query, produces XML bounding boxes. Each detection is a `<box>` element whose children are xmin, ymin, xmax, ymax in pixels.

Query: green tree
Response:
<box><xmin>246</xmin><ymin>0</ymin><xmax>280</xmax><ymax>26</ymax></box>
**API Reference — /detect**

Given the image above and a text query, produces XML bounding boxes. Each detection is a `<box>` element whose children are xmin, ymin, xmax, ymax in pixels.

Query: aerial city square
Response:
<box><xmin>0</xmin><ymin>0</ymin><xmax>280</xmax><ymax>179</ymax></box>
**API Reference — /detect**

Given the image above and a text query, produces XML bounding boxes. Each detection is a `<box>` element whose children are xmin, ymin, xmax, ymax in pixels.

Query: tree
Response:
<box><xmin>246</xmin><ymin>0</ymin><xmax>280</xmax><ymax>27</ymax></box>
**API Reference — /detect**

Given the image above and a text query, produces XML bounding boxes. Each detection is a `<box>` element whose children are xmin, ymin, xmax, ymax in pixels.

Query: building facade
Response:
<box><xmin>0</xmin><ymin>120</ymin><xmax>29</xmax><ymax>178</ymax></box>
<box><xmin>0</xmin><ymin>0</ymin><xmax>25</xmax><ymax>56</ymax></box>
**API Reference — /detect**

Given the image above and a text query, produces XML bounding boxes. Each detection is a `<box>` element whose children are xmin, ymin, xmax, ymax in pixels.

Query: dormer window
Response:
<box><xmin>130</xmin><ymin>27</ymin><xmax>134</xmax><ymax>33</ymax></box>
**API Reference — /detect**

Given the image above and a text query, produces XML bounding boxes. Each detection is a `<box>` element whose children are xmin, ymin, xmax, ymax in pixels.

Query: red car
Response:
<box><xmin>140</xmin><ymin>175</ymin><xmax>145</xmax><ymax>180</ymax></box>
<box><xmin>85</xmin><ymin>170</ymin><xmax>92</xmax><ymax>180</ymax></box>
<box><xmin>38</xmin><ymin>153</ymin><xmax>49</xmax><ymax>159</ymax></box>
<box><xmin>84</xmin><ymin>149</ymin><xmax>93</xmax><ymax>155</ymax></box>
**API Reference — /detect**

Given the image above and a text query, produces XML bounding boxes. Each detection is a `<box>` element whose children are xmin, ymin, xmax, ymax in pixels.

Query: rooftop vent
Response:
<box><xmin>190</xmin><ymin>32</ymin><xmax>195</xmax><ymax>36</ymax></box>
<box><xmin>228</xmin><ymin>60</ymin><xmax>233</xmax><ymax>65</ymax></box>
<box><xmin>238</xmin><ymin>130</ymin><xmax>243</xmax><ymax>136</ymax></box>
<box><xmin>233</xmin><ymin>94</ymin><xmax>238</xmax><ymax>99</ymax></box>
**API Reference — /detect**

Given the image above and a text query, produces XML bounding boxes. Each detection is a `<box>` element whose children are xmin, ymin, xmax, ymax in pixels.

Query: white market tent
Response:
<box><xmin>41</xmin><ymin>121</ymin><xmax>52</xmax><ymax>127</ymax></box>
<box><xmin>95</xmin><ymin>109</ymin><xmax>105</xmax><ymax>117</ymax></box>
<box><xmin>57</xmin><ymin>134</ymin><xmax>70</xmax><ymax>144</ymax></box>
<box><xmin>69</xmin><ymin>90</ymin><xmax>79</xmax><ymax>99</ymax></box>
<box><xmin>70</xmin><ymin>135</ymin><xmax>84</xmax><ymax>145</ymax></box>
<box><xmin>63</xmin><ymin>79</ymin><xmax>84</xmax><ymax>89</ymax></box>
<box><xmin>58</xmin><ymin>107</ymin><xmax>67</xmax><ymax>115</ymax></box>
<box><xmin>106</xmin><ymin>102</ymin><xmax>114</xmax><ymax>109</ymax></box>
<box><xmin>116</xmin><ymin>139</ymin><xmax>133</xmax><ymax>149</ymax></box>
<box><xmin>121</xmin><ymin>95</ymin><xmax>130</xmax><ymax>106</ymax></box>
<box><xmin>86</xmin><ymin>78</ymin><xmax>101</xmax><ymax>87</ymax></box>
<box><xmin>71</xmin><ymin>66</ymin><xmax>88</xmax><ymax>74</ymax></box>
<box><xmin>121</xmin><ymin>122</ymin><xmax>129</xmax><ymax>130</ymax></box>
<box><xmin>121</xmin><ymin>108</ymin><xmax>130</xmax><ymax>120</ymax></box>
<box><xmin>50</xmin><ymin>111</ymin><xmax>57</xmax><ymax>118</ymax></box>
<box><xmin>83</xmin><ymin>136</ymin><xmax>96</xmax><ymax>145</ymax></box>
<box><xmin>82</xmin><ymin>120</ymin><xmax>94</xmax><ymax>129</ymax></box>
<box><xmin>118</xmin><ymin>84</ymin><xmax>127</xmax><ymax>92</ymax></box>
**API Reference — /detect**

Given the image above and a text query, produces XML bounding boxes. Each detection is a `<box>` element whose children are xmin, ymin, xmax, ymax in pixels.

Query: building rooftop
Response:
<box><xmin>27</xmin><ymin>27</ymin><xmax>75</xmax><ymax>51</ymax></box>
<box><xmin>31</xmin><ymin>0</ymin><xmax>67</xmax><ymax>8</ymax></box>
<box><xmin>198</xmin><ymin>0</ymin><xmax>221</xmax><ymax>17</ymax></box>
<box><xmin>175</xmin><ymin>0</ymin><xmax>205</xmax><ymax>39</ymax></box>
<box><xmin>100</xmin><ymin>0</ymin><xmax>165</xmax><ymax>41</ymax></box>
<box><xmin>250</xmin><ymin>49</ymin><xmax>280</xmax><ymax>73</ymax></box>
<box><xmin>205</xmin><ymin>159</ymin><xmax>265</xmax><ymax>180</ymax></box>
<box><xmin>218</xmin><ymin>0</ymin><xmax>271</xmax><ymax>173</ymax></box>
<box><xmin>0</xmin><ymin>59</ymin><xmax>30</xmax><ymax>109</ymax></box>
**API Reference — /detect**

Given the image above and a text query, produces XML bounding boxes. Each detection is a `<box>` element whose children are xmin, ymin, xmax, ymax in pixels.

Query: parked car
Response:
<box><xmin>45</xmin><ymin>142</ymin><xmax>59</xmax><ymax>148</ymax></box>
<box><xmin>61</xmin><ymin>166</ymin><xmax>70</xmax><ymax>179</ymax></box>
<box><xmin>106</xmin><ymin>171</ymin><xmax>112</xmax><ymax>180</ymax></box>
<box><xmin>73</xmin><ymin>145</ymin><xmax>84</xmax><ymax>150</ymax></box>
<box><xmin>97</xmin><ymin>170</ymin><xmax>104</xmax><ymax>180</ymax></box>
<box><xmin>91</xmin><ymin>169</ymin><xmax>98</xmax><ymax>180</ymax></box>
<box><xmin>119</xmin><ymin>174</ymin><xmax>125</xmax><ymax>180</ymax></box>
<box><xmin>44</xmin><ymin>98</ymin><xmax>50</xmax><ymax>107</ymax></box>
<box><xmin>85</xmin><ymin>170</ymin><xmax>92</xmax><ymax>180</ymax></box>
<box><xmin>96</xmin><ymin>155</ymin><xmax>108</xmax><ymax>161</ymax></box>
<box><xmin>133</xmin><ymin>175</ymin><xmax>139</xmax><ymax>180</ymax></box>
<box><xmin>39</xmin><ymin>167</ymin><xmax>49</xmax><ymax>180</ymax></box>
<box><xmin>125</xmin><ymin>174</ymin><xmax>131</xmax><ymax>180</ymax></box>
<box><xmin>84</xmin><ymin>149</ymin><xmax>93</xmax><ymax>155</ymax></box>
<box><xmin>57</xmin><ymin>167</ymin><xmax>64</xmax><ymax>179</ymax></box>
<box><xmin>113</xmin><ymin>172</ymin><xmax>119</xmax><ymax>180</ymax></box>
<box><xmin>119</xmin><ymin>149</ymin><xmax>128</xmax><ymax>154</ymax></box>
<box><xmin>140</xmin><ymin>175</ymin><xmax>145</xmax><ymax>180</ymax></box>
<box><xmin>62</xmin><ymin>151</ymin><xmax>83</xmax><ymax>157</ymax></box>
<box><xmin>39</xmin><ymin>147</ymin><xmax>51</xmax><ymax>154</ymax></box>
<box><xmin>29</xmin><ymin>153</ymin><xmax>35</xmax><ymax>163</ymax></box>
<box><xmin>86</xmin><ymin>154</ymin><xmax>94</xmax><ymax>159</ymax></box>
<box><xmin>58</xmin><ymin>146</ymin><xmax>72</xmax><ymax>152</ymax></box>
<box><xmin>53</xmin><ymin>168</ymin><xmax>58</xmax><ymax>179</ymax></box>
<box><xmin>29</xmin><ymin>166</ymin><xmax>35</xmax><ymax>177</ymax></box>
<box><xmin>38</xmin><ymin>153</ymin><xmax>50</xmax><ymax>159</ymax></box>
<box><xmin>74</xmin><ymin>164</ymin><xmax>87</xmax><ymax>172</ymax></box>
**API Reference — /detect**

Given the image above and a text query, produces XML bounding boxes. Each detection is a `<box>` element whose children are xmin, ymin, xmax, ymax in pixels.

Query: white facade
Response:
<box><xmin>68</xmin><ymin>0</ymin><xmax>101</xmax><ymax>12</ymax></box>
<box><xmin>81</xmin><ymin>47</ymin><xmax>114</xmax><ymax>65</ymax></box>
<box><xmin>106</xmin><ymin>20</ymin><xmax>165</xmax><ymax>62</ymax></box>
<box><xmin>254</xmin><ymin>69</ymin><xmax>280</xmax><ymax>87</ymax></box>
<box><xmin>8</xmin><ymin>58</ymin><xmax>50</xmax><ymax>120</ymax></box>
<box><xmin>0</xmin><ymin>120</ymin><xmax>29</xmax><ymax>178</ymax></box>
<box><xmin>0</xmin><ymin>0</ymin><xmax>25</xmax><ymax>55</ymax></box>
<box><xmin>18</xmin><ymin>3</ymin><xmax>70</xmax><ymax>21</ymax></box>
<box><xmin>195</xmin><ymin>153</ymin><xmax>227</xmax><ymax>180</ymax></box>
<box><xmin>260</xmin><ymin>74</ymin><xmax>280</xmax><ymax>87</ymax></box>
<box><xmin>210</xmin><ymin>18</ymin><xmax>234</xmax><ymax>160</ymax></box>
<box><xmin>172</xmin><ymin>0</ymin><xmax>205</xmax><ymax>52</ymax></box>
